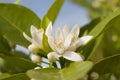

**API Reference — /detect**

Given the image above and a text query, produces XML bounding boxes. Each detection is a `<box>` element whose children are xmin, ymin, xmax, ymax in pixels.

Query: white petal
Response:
<box><xmin>30</xmin><ymin>25</ymin><xmax>38</xmax><ymax>38</ymax></box>
<box><xmin>45</xmin><ymin>22</ymin><xmax>52</xmax><ymax>37</ymax></box>
<box><xmin>48</xmin><ymin>36</ymin><xmax>57</xmax><ymax>52</ymax></box>
<box><xmin>47</xmin><ymin>52</ymin><xmax>61</xmax><ymax>62</ymax></box>
<box><xmin>23</xmin><ymin>32</ymin><xmax>33</xmax><ymax>42</ymax></box>
<box><xmin>64</xmin><ymin>34</ymin><xmax>72</xmax><ymax>50</ymax></box>
<box><xmin>71</xmin><ymin>24</ymin><xmax>80</xmax><ymax>37</ymax></box>
<box><xmin>80</xmin><ymin>36</ymin><xmax>93</xmax><ymax>45</ymax></box>
<box><xmin>34</xmin><ymin>28</ymin><xmax>44</xmax><ymax>48</ymax></box>
<box><xmin>31</xmin><ymin>27</ymin><xmax>44</xmax><ymax>48</ymax></box>
<box><xmin>68</xmin><ymin>38</ymin><xmax>81</xmax><ymax>51</ymax></box>
<box><xmin>63</xmin><ymin>25</ymin><xmax>69</xmax><ymax>38</ymax></box>
<box><xmin>55</xmin><ymin>27</ymin><xmax>64</xmax><ymax>41</ymax></box>
<box><xmin>63</xmin><ymin>51</ymin><xmax>83</xmax><ymax>61</ymax></box>
<box><xmin>28</xmin><ymin>43</ymin><xmax>40</xmax><ymax>53</ymax></box>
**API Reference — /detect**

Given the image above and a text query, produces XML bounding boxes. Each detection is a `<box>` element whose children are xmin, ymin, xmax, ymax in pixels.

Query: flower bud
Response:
<box><xmin>28</xmin><ymin>44</ymin><xmax>40</xmax><ymax>54</ymax></box>
<box><xmin>30</xmin><ymin>54</ymin><xmax>42</xmax><ymax>63</ymax></box>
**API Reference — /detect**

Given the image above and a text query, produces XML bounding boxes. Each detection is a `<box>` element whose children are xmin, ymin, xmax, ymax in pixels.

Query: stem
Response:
<box><xmin>49</xmin><ymin>62</ymin><xmax>53</xmax><ymax>68</ymax></box>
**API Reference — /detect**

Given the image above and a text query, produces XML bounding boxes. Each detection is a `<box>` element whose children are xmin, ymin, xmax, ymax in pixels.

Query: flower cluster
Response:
<box><xmin>23</xmin><ymin>22</ymin><xmax>93</xmax><ymax>62</ymax></box>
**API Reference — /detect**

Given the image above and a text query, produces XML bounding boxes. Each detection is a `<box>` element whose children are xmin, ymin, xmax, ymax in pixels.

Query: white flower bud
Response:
<box><xmin>28</xmin><ymin>44</ymin><xmax>40</xmax><ymax>54</ymax></box>
<box><xmin>30</xmin><ymin>54</ymin><xmax>41</xmax><ymax>63</ymax></box>
<box><xmin>90</xmin><ymin>72</ymin><xmax>99</xmax><ymax>80</ymax></box>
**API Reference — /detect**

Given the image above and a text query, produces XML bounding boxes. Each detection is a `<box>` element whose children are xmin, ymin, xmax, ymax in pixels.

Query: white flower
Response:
<box><xmin>23</xmin><ymin>25</ymin><xmax>44</xmax><ymax>53</ymax></box>
<box><xmin>46</xmin><ymin>22</ymin><xmax>93</xmax><ymax>62</ymax></box>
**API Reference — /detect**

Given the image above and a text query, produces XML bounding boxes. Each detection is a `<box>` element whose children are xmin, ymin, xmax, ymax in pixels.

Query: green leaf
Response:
<box><xmin>42</xmin><ymin>34</ymin><xmax>52</xmax><ymax>54</ymax></box>
<box><xmin>62</xmin><ymin>61</ymin><xmax>93</xmax><ymax>80</ymax></box>
<box><xmin>79</xmin><ymin>9</ymin><xmax>120</xmax><ymax>60</ymax></box>
<box><xmin>92</xmin><ymin>54</ymin><xmax>120</xmax><ymax>74</ymax></box>
<box><xmin>27</xmin><ymin>61</ymin><xmax>93</xmax><ymax>80</ymax></box>
<box><xmin>71</xmin><ymin>0</ymin><xmax>92</xmax><ymax>9</ymax></box>
<box><xmin>41</xmin><ymin>16</ymin><xmax>50</xmax><ymax>30</ymax></box>
<box><xmin>0</xmin><ymin>34</ymin><xmax>11</xmax><ymax>54</ymax></box>
<box><xmin>0</xmin><ymin>3</ymin><xmax>41</xmax><ymax>47</ymax></box>
<box><xmin>79</xmin><ymin>18</ymin><xmax>100</xmax><ymax>36</ymax></box>
<box><xmin>0</xmin><ymin>54</ymin><xmax>37</xmax><ymax>73</ymax></box>
<box><xmin>41</xmin><ymin>0</ymin><xmax>64</xmax><ymax>29</ymax></box>
<box><xmin>27</xmin><ymin>68</ymin><xmax>61</xmax><ymax>80</ymax></box>
<box><xmin>89</xmin><ymin>9</ymin><xmax>120</xmax><ymax>37</ymax></box>
<box><xmin>45</xmin><ymin>0</ymin><xmax>64</xmax><ymax>24</ymax></box>
<box><xmin>0</xmin><ymin>73</ymin><xmax>10</xmax><ymax>79</ymax></box>
<box><xmin>1</xmin><ymin>73</ymin><xmax>29</xmax><ymax>80</ymax></box>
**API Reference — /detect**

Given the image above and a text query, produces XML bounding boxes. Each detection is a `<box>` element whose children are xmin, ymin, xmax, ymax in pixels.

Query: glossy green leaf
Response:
<box><xmin>0</xmin><ymin>3</ymin><xmax>41</xmax><ymax>47</ymax></box>
<box><xmin>0</xmin><ymin>34</ymin><xmax>11</xmax><ymax>54</ymax></box>
<box><xmin>27</xmin><ymin>61</ymin><xmax>93</xmax><ymax>80</ymax></box>
<box><xmin>2</xmin><ymin>73</ymin><xmax>29</xmax><ymax>80</ymax></box>
<box><xmin>92</xmin><ymin>54</ymin><xmax>120</xmax><ymax>74</ymax></box>
<box><xmin>0</xmin><ymin>54</ymin><xmax>37</xmax><ymax>73</ymax></box>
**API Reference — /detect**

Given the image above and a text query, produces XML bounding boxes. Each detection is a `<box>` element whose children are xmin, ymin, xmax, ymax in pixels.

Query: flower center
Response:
<box><xmin>54</xmin><ymin>39</ymin><xmax>63</xmax><ymax>48</ymax></box>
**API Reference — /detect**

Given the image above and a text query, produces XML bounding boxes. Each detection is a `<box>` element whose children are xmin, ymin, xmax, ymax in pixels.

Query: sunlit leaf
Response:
<box><xmin>27</xmin><ymin>61</ymin><xmax>93</xmax><ymax>80</ymax></box>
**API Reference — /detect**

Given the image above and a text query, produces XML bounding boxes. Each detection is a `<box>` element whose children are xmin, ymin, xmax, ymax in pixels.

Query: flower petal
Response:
<box><xmin>47</xmin><ymin>36</ymin><xmax>57</xmax><ymax>51</ymax></box>
<box><xmin>30</xmin><ymin>25</ymin><xmax>38</xmax><ymax>38</ymax></box>
<box><xmin>71</xmin><ymin>24</ymin><xmax>80</xmax><ymax>37</ymax></box>
<box><xmin>30</xmin><ymin>26</ymin><xmax>44</xmax><ymax>48</ymax></box>
<box><xmin>63</xmin><ymin>51</ymin><xmax>83</xmax><ymax>61</ymax></box>
<box><xmin>80</xmin><ymin>36</ymin><xmax>93</xmax><ymax>45</ymax></box>
<box><xmin>23</xmin><ymin>32</ymin><xmax>33</xmax><ymax>42</ymax></box>
<box><xmin>64</xmin><ymin>34</ymin><xmax>72</xmax><ymax>50</ymax></box>
<box><xmin>47</xmin><ymin>52</ymin><xmax>61</xmax><ymax>62</ymax></box>
<box><xmin>55</xmin><ymin>27</ymin><xmax>64</xmax><ymax>41</ymax></box>
<box><xmin>45</xmin><ymin>22</ymin><xmax>52</xmax><ymax>37</ymax></box>
<box><xmin>68</xmin><ymin>38</ymin><xmax>81</xmax><ymax>51</ymax></box>
<box><xmin>63</xmin><ymin>25</ymin><xmax>69</xmax><ymax>38</ymax></box>
<box><xmin>28</xmin><ymin>43</ymin><xmax>40</xmax><ymax>53</ymax></box>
